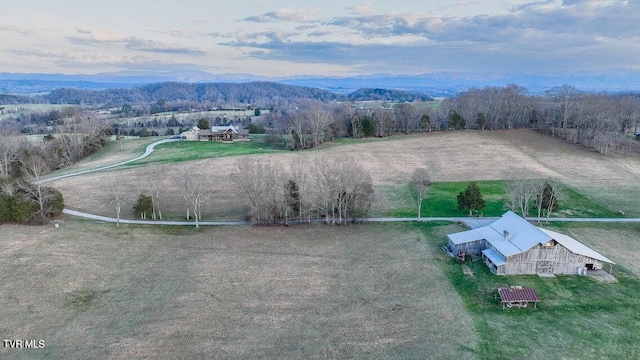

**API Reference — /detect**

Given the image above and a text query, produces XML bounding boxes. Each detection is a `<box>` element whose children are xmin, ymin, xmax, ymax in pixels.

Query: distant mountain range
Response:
<box><xmin>2</xmin><ymin>69</ymin><xmax>640</xmax><ymax>96</ymax></box>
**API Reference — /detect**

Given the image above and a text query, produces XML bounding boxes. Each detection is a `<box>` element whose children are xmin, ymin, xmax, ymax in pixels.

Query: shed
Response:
<box><xmin>497</xmin><ymin>287</ymin><xmax>540</xmax><ymax>309</ymax></box>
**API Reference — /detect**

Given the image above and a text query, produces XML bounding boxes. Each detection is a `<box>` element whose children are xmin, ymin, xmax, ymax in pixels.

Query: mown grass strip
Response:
<box><xmin>383</xmin><ymin>180</ymin><xmax>617</xmax><ymax>219</ymax></box>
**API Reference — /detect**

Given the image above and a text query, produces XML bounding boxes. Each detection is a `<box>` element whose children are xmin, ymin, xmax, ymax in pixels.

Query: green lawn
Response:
<box><xmin>382</xmin><ymin>180</ymin><xmax>617</xmax><ymax>219</ymax></box>
<box><xmin>414</xmin><ymin>222</ymin><xmax>640</xmax><ymax>359</ymax></box>
<box><xmin>134</xmin><ymin>136</ymin><xmax>283</xmax><ymax>164</ymax></box>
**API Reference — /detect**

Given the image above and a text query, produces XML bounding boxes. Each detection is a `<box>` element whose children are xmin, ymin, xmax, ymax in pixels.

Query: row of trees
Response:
<box><xmin>263</xmin><ymin>100</ymin><xmax>437</xmax><ymax>150</ymax></box>
<box><xmin>452</xmin><ymin>180</ymin><xmax>558</xmax><ymax>222</ymax></box>
<box><xmin>0</xmin><ymin>111</ymin><xmax>112</xmax><ymax>224</ymax></box>
<box><xmin>260</xmin><ymin>85</ymin><xmax>640</xmax><ymax>154</ymax></box>
<box><xmin>446</xmin><ymin>85</ymin><xmax>640</xmax><ymax>154</ymax></box>
<box><xmin>1</xmin><ymin>116</ymin><xmax>111</xmax><ymax>175</ymax></box>
<box><xmin>234</xmin><ymin>156</ymin><xmax>374</xmax><ymax>224</ymax></box>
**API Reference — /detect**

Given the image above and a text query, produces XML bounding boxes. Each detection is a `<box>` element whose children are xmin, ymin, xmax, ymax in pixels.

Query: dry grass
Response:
<box><xmin>0</xmin><ymin>222</ymin><xmax>477</xmax><ymax>359</ymax></box>
<box><xmin>557</xmin><ymin>223</ymin><xmax>640</xmax><ymax>277</ymax></box>
<box><xmin>45</xmin><ymin>137</ymin><xmax>159</xmax><ymax>178</ymax></box>
<box><xmin>50</xmin><ymin>129</ymin><xmax>640</xmax><ymax>218</ymax></box>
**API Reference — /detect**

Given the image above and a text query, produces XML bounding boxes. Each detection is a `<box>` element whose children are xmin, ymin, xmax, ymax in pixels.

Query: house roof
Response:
<box><xmin>448</xmin><ymin>211</ymin><xmax>614</xmax><ymax>263</ymax></box>
<box><xmin>211</xmin><ymin>125</ymin><xmax>238</xmax><ymax>134</ymax></box>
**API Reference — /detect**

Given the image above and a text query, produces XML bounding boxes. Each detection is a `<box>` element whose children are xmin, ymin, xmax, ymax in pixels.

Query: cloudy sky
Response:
<box><xmin>1</xmin><ymin>0</ymin><xmax>638</xmax><ymax>77</ymax></box>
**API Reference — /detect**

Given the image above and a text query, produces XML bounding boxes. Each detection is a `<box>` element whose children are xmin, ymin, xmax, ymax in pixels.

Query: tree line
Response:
<box><xmin>445</xmin><ymin>84</ymin><xmax>640</xmax><ymax>154</ymax></box>
<box><xmin>0</xmin><ymin>82</ymin><xmax>431</xmax><ymax>108</ymax></box>
<box><xmin>234</xmin><ymin>156</ymin><xmax>374</xmax><ymax>225</ymax></box>
<box><xmin>453</xmin><ymin>180</ymin><xmax>557</xmax><ymax>222</ymax></box>
<box><xmin>0</xmin><ymin>112</ymin><xmax>111</xmax><ymax>224</ymax></box>
<box><xmin>123</xmin><ymin>155</ymin><xmax>374</xmax><ymax>227</ymax></box>
<box><xmin>260</xmin><ymin>85</ymin><xmax>640</xmax><ymax>154</ymax></box>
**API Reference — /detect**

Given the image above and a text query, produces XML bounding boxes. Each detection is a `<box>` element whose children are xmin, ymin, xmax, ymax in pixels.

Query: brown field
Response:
<box><xmin>0</xmin><ymin>222</ymin><xmax>477</xmax><ymax>359</ymax></box>
<box><xmin>43</xmin><ymin>137</ymin><xmax>159</xmax><ymax>178</ymax></box>
<box><xmin>558</xmin><ymin>223</ymin><xmax>640</xmax><ymax>276</ymax></box>
<box><xmin>50</xmin><ymin>129</ymin><xmax>640</xmax><ymax>219</ymax></box>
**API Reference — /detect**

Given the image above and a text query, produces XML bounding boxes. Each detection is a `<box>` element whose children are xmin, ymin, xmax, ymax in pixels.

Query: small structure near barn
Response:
<box><xmin>497</xmin><ymin>286</ymin><xmax>540</xmax><ymax>309</ymax></box>
<box><xmin>447</xmin><ymin>211</ymin><xmax>615</xmax><ymax>276</ymax></box>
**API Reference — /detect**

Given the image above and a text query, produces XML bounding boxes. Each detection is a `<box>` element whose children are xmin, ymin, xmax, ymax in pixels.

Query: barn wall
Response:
<box><xmin>450</xmin><ymin>239</ymin><xmax>486</xmax><ymax>255</ymax></box>
<box><xmin>503</xmin><ymin>244</ymin><xmax>604</xmax><ymax>275</ymax></box>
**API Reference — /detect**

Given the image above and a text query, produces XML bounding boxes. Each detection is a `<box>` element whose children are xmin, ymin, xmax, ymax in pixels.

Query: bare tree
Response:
<box><xmin>411</xmin><ymin>168</ymin><xmax>431</xmax><ymax>219</ymax></box>
<box><xmin>0</xmin><ymin>134</ymin><xmax>19</xmax><ymax>178</ymax></box>
<box><xmin>303</xmin><ymin>101</ymin><xmax>333</xmax><ymax>147</ymax></box>
<box><xmin>20</xmin><ymin>155</ymin><xmax>55</xmax><ymax>224</ymax></box>
<box><xmin>111</xmin><ymin>191</ymin><xmax>126</xmax><ymax>227</ymax></box>
<box><xmin>505</xmin><ymin>176</ymin><xmax>543</xmax><ymax>218</ymax></box>
<box><xmin>535</xmin><ymin>181</ymin><xmax>559</xmax><ymax>223</ymax></box>
<box><xmin>146</xmin><ymin>167</ymin><xmax>166</xmax><ymax>220</ymax></box>
<box><xmin>310</xmin><ymin>156</ymin><xmax>374</xmax><ymax>224</ymax></box>
<box><xmin>180</xmin><ymin>166</ymin><xmax>207</xmax><ymax>227</ymax></box>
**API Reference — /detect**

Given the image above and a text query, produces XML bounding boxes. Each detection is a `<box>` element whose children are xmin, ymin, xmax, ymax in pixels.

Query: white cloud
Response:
<box><xmin>243</xmin><ymin>8</ymin><xmax>315</xmax><ymax>23</ymax></box>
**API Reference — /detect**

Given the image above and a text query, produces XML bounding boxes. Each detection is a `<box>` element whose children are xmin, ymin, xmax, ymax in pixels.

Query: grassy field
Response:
<box><xmin>0</xmin><ymin>221</ymin><xmax>477</xmax><ymax>359</ymax></box>
<box><xmin>415</xmin><ymin>221</ymin><xmax>640</xmax><ymax>359</ymax></box>
<box><xmin>133</xmin><ymin>135</ymin><xmax>283</xmax><ymax>165</ymax></box>
<box><xmin>2</xmin><ymin>219</ymin><xmax>639</xmax><ymax>358</ymax></box>
<box><xmin>49</xmin><ymin>129</ymin><xmax>639</xmax><ymax>220</ymax></box>
<box><xmin>384</xmin><ymin>180</ymin><xmax>617</xmax><ymax>218</ymax></box>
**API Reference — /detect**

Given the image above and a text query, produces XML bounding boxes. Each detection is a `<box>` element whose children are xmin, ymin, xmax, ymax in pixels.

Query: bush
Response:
<box><xmin>246</xmin><ymin>123</ymin><xmax>265</xmax><ymax>134</ymax></box>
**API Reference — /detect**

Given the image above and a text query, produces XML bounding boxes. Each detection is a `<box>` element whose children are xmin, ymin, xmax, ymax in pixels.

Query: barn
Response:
<box><xmin>447</xmin><ymin>211</ymin><xmax>614</xmax><ymax>275</ymax></box>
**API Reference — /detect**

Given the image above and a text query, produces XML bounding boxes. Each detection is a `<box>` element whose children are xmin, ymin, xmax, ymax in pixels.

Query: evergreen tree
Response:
<box><xmin>197</xmin><ymin>118</ymin><xmax>210</xmax><ymax>130</ymax></box>
<box><xmin>133</xmin><ymin>194</ymin><xmax>153</xmax><ymax>219</ymax></box>
<box><xmin>457</xmin><ymin>182</ymin><xmax>486</xmax><ymax>216</ymax></box>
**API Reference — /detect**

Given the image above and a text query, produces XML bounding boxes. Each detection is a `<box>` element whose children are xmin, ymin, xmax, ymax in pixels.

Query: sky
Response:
<box><xmin>1</xmin><ymin>0</ymin><xmax>638</xmax><ymax>77</ymax></box>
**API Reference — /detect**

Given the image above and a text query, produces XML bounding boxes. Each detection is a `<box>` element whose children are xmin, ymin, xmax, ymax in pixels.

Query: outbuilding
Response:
<box><xmin>447</xmin><ymin>211</ymin><xmax>615</xmax><ymax>275</ymax></box>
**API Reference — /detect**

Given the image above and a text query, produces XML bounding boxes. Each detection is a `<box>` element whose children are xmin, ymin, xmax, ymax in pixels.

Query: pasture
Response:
<box><xmin>2</xmin><ymin>219</ymin><xmax>640</xmax><ymax>358</ymax></box>
<box><xmin>49</xmin><ymin>129</ymin><xmax>640</xmax><ymax>220</ymax></box>
<box><xmin>0</xmin><ymin>222</ymin><xmax>476</xmax><ymax>359</ymax></box>
<box><xmin>5</xmin><ymin>129</ymin><xmax>640</xmax><ymax>358</ymax></box>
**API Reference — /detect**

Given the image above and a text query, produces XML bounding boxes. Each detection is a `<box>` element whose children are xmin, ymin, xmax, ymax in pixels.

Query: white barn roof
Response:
<box><xmin>448</xmin><ymin>211</ymin><xmax>614</xmax><ymax>264</ymax></box>
<box><xmin>538</xmin><ymin>228</ymin><xmax>614</xmax><ymax>264</ymax></box>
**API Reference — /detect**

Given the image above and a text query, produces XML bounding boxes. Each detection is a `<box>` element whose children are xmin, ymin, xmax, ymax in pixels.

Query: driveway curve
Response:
<box><xmin>50</xmin><ymin>138</ymin><xmax>640</xmax><ymax>226</ymax></box>
<box><xmin>39</xmin><ymin>138</ymin><xmax>179</xmax><ymax>184</ymax></box>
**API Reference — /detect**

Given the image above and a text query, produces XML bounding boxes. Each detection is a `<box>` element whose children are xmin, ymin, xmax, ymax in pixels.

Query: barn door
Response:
<box><xmin>537</xmin><ymin>261</ymin><xmax>554</xmax><ymax>274</ymax></box>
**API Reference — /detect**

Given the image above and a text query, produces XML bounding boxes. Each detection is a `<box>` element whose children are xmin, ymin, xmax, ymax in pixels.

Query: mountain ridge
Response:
<box><xmin>2</xmin><ymin>69</ymin><xmax>640</xmax><ymax>96</ymax></box>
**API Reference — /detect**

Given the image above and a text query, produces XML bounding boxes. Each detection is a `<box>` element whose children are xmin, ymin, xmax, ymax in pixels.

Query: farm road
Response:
<box><xmin>38</xmin><ymin>138</ymin><xmax>180</xmax><ymax>184</ymax></box>
<box><xmin>53</xmin><ymin>137</ymin><xmax>640</xmax><ymax>226</ymax></box>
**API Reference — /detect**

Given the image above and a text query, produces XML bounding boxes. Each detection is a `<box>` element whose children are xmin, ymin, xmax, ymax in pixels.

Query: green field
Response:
<box><xmin>381</xmin><ymin>180</ymin><xmax>617</xmax><ymax>219</ymax></box>
<box><xmin>133</xmin><ymin>136</ymin><xmax>283</xmax><ymax>165</ymax></box>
